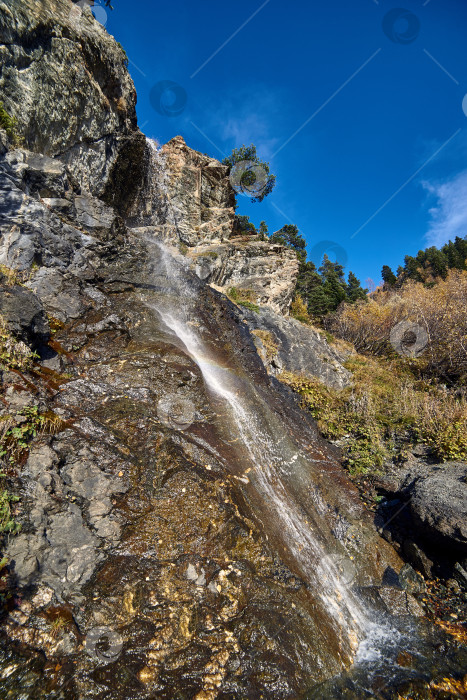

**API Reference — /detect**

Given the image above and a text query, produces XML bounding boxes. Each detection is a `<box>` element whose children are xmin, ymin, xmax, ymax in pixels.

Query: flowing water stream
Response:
<box><xmin>145</xmin><ymin>237</ymin><xmax>393</xmax><ymax>666</ymax></box>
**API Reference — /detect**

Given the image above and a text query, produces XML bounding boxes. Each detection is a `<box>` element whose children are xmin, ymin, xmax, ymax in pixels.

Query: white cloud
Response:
<box><xmin>422</xmin><ymin>170</ymin><xmax>467</xmax><ymax>247</ymax></box>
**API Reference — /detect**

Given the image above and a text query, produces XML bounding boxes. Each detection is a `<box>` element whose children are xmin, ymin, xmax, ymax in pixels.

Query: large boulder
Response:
<box><xmin>191</xmin><ymin>239</ymin><xmax>300</xmax><ymax>313</ymax></box>
<box><xmin>374</xmin><ymin>454</ymin><xmax>467</xmax><ymax>564</ymax></box>
<box><xmin>410</xmin><ymin>462</ymin><xmax>467</xmax><ymax>553</ymax></box>
<box><xmin>0</xmin><ymin>279</ymin><xmax>49</xmax><ymax>346</ymax></box>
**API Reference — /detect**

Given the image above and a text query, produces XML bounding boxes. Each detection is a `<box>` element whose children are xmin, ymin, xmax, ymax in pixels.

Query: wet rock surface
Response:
<box><xmin>0</xmin><ymin>146</ymin><xmax>405</xmax><ymax>694</ymax></box>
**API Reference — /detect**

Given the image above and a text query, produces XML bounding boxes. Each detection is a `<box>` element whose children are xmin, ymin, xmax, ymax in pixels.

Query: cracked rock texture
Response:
<box><xmin>127</xmin><ymin>135</ymin><xmax>300</xmax><ymax>312</ymax></box>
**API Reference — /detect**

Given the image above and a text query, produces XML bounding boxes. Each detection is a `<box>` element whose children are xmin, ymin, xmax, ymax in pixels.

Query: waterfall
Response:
<box><xmin>144</xmin><ymin>239</ymin><xmax>382</xmax><ymax>656</ymax></box>
<box><xmin>140</xmin><ymin>138</ymin><xmax>397</xmax><ymax>665</ymax></box>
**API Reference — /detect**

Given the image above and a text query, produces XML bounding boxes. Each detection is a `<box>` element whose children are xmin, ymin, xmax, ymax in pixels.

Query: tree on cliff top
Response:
<box><xmin>222</xmin><ymin>145</ymin><xmax>276</xmax><ymax>203</ymax></box>
<box><xmin>269</xmin><ymin>225</ymin><xmax>307</xmax><ymax>262</ymax></box>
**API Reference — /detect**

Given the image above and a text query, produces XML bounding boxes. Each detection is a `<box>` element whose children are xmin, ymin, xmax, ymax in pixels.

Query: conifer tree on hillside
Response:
<box><xmin>381</xmin><ymin>265</ymin><xmax>397</xmax><ymax>287</ymax></box>
<box><xmin>319</xmin><ymin>255</ymin><xmax>347</xmax><ymax>310</ymax></box>
<box><xmin>258</xmin><ymin>221</ymin><xmax>269</xmax><ymax>240</ymax></box>
<box><xmin>347</xmin><ymin>271</ymin><xmax>368</xmax><ymax>301</ymax></box>
<box><xmin>234</xmin><ymin>214</ymin><xmax>257</xmax><ymax>236</ymax></box>
<box><xmin>223</xmin><ymin>145</ymin><xmax>276</xmax><ymax>203</ymax></box>
<box><xmin>398</xmin><ymin>235</ymin><xmax>467</xmax><ymax>283</ymax></box>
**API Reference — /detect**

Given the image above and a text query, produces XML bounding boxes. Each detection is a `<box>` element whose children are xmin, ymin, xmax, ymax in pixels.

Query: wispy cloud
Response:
<box><xmin>192</xmin><ymin>85</ymin><xmax>285</xmax><ymax>162</ymax></box>
<box><xmin>220</xmin><ymin>111</ymin><xmax>280</xmax><ymax>161</ymax></box>
<box><xmin>422</xmin><ymin>170</ymin><xmax>467</xmax><ymax>247</ymax></box>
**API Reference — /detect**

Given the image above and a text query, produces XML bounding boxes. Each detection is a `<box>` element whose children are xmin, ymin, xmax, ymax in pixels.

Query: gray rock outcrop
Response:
<box><xmin>190</xmin><ymin>238</ymin><xmax>300</xmax><ymax>313</ymax></box>
<box><xmin>127</xmin><ymin>135</ymin><xmax>236</xmax><ymax>244</ymax></box>
<box><xmin>127</xmin><ymin>135</ymin><xmax>300</xmax><ymax>311</ymax></box>
<box><xmin>0</xmin><ymin>277</ymin><xmax>49</xmax><ymax>346</ymax></box>
<box><xmin>239</xmin><ymin>305</ymin><xmax>352</xmax><ymax>388</ymax></box>
<box><xmin>409</xmin><ymin>462</ymin><xmax>467</xmax><ymax>552</ymax></box>
<box><xmin>374</xmin><ymin>455</ymin><xmax>467</xmax><ymax>577</ymax></box>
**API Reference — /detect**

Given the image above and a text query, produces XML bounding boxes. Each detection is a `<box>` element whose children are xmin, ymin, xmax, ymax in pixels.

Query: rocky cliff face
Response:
<box><xmin>127</xmin><ymin>136</ymin><xmax>236</xmax><ymax>245</ymax></box>
<box><xmin>189</xmin><ymin>238</ymin><xmax>299</xmax><ymax>313</ymax></box>
<box><xmin>0</xmin><ymin>0</ymin><xmax>145</xmax><ymax>203</ymax></box>
<box><xmin>127</xmin><ymin>135</ymin><xmax>300</xmax><ymax>312</ymax></box>
<box><xmin>0</xmin><ymin>3</ymin><xmax>454</xmax><ymax>698</ymax></box>
<box><xmin>1</xmin><ymin>0</ymin><xmax>298</xmax><ymax>311</ymax></box>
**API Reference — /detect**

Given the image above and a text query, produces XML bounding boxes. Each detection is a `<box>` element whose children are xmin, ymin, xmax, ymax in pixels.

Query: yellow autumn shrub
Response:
<box><xmin>327</xmin><ymin>269</ymin><xmax>467</xmax><ymax>381</ymax></box>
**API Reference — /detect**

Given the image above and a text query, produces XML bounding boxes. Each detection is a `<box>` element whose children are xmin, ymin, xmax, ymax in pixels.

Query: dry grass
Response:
<box><xmin>0</xmin><ymin>316</ymin><xmax>38</xmax><ymax>371</ymax></box>
<box><xmin>0</xmin><ymin>264</ymin><xmax>28</xmax><ymax>287</ymax></box>
<box><xmin>251</xmin><ymin>329</ymin><xmax>279</xmax><ymax>363</ymax></box>
<box><xmin>280</xmin><ymin>351</ymin><xmax>467</xmax><ymax>473</ymax></box>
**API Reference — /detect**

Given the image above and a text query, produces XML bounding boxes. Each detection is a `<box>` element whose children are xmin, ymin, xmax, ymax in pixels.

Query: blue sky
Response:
<box><xmin>98</xmin><ymin>0</ymin><xmax>467</xmax><ymax>285</ymax></box>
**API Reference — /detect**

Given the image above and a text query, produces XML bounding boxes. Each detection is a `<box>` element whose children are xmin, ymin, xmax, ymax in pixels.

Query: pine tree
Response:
<box><xmin>308</xmin><ymin>283</ymin><xmax>333</xmax><ymax>316</ymax></box>
<box><xmin>394</xmin><ymin>235</ymin><xmax>467</xmax><ymax>284</ymax></box>
<box><xmin>381</xmin><ymin>265</ymin><xmax>397</xmax><ymax>287</ymax></box>
<box><xmin>269</xmin><ymin>225</ymin><xmax>306</xmax><ymax>262</ymax></box>
<box><xmin>258</xmin><ymin>221</ymin><xmax>269</xmax><ymax>240</ymax></box>
<box><xmin>222</xmin><ymin>144</ymin><xmax>276</xmax><ymax>203</ymax></box>
<box><xmin>347</xmin><ymin>271</ymin><xmax>368</xmax><ymax>301</ymax></box>
<box><xmin>319</xmin><ymin>255</ymin><xmax>347</xmax><ymax>310</ymax></box>
<box><xmin>233</xmin><ymin>215</ymin><xmax>256</xmax><ymax>236</ymax></box>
